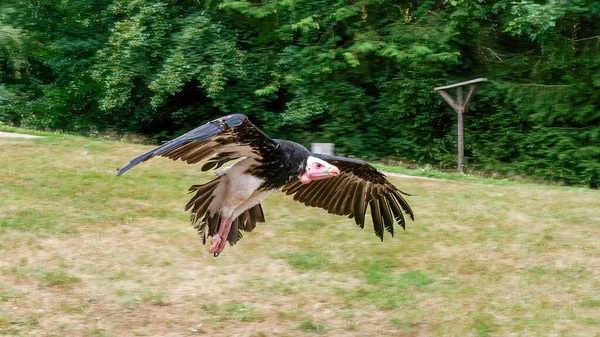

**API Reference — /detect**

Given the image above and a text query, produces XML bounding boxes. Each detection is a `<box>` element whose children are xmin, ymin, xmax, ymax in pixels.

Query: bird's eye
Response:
<box><xmin>316</xmin><ymin>163</ymin><xmax>322</xmax><ymax>168</ymax></box>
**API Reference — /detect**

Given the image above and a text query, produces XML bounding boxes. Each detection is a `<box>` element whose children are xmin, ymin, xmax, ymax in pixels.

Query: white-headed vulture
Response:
<box><xmin>118</xmin><ymin>114</ymin><xmax>414</xmax><ymax>256</ymax></box>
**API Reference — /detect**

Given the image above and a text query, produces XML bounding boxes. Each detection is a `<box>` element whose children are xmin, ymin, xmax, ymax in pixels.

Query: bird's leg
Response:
<box><xmin>210</xmin><ymin>217</ymin><xmax>233</xmax><ymax>257</ymax></box>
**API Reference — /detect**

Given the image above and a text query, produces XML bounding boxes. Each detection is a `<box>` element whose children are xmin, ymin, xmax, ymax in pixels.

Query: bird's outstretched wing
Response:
<box><xmin>117</xmin><ymin>114</ymin><xmax>277</xmax><ymax>176</ymax></box>
<box><xmin>281</xmin><ymin>154</ymin><xmax>414</xmax><ymax>240</ymax></box>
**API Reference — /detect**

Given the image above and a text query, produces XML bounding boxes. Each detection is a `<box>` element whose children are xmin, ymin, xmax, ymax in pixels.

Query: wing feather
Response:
<box><xmin>392</xmin><ymin>189</ymin><xmax>414</xmax><ymax>221</ymax></box>
<box><xmin>282</xmin><ymin>154</ymin><xmax>414</xmax><ymax>240</ymax></box>
<box><xmin>305</xmin><ymin>178</ymin><xmax>336</xmax><ymax>207</ymax></box>
<box><xmin>293</xmin><ymin>179</ymin><xmax>322</xmax><ymax>203</ymax></box>
<box><xmin>117</xmin><ymin>114</ymin><xmax>277</xmax><ymax>176</ymax></box>
<box><xmin>331</xmin><ymin>177</ymin><xmax>352</xmax><ymax>215</ymax></box>
<box><xmin>342</xmin><ymin>181</ymin><xmax>359</xmax><ymax>216</ymax></box>
<box><xmin>297</xmin><ymin>180</ymin><xmax>325</xmax><ymax>206</ymax></box>
<box><xmin>307</xmin><ymin>179</ymin><xmax>337</xmax><ymax>208</ymax></box>
<box><xmin>201</xmin><ymin>152</ymin><xmax>240</xmax><ymax>172</ymax></box>
<box><xmin>379</xmin><ymin>196</ymin><xmax>394</xmax><ymax>237</ymax></box>
<box><xmin>386</xmin><ymin>194</ymin><xmax>406</xmax><ymax>229</ymax></box>
<box><xmin>352</xmin><ymin>182</ymin><xmax>367</xmax><ymax>228</ymax></box>
<box><xmin>318</xmin><ymin>178</ymin><xmax>346</xmax><ymax>212</ymax></box>
<box><xmin>182</xmin><ymin>145</ymin><xmax>219</xmax><ymax>164</ymax></box>
<box><xmin>369</xmin><ymin>199</ymin><xmax>384</xmax><ymax>241</ymax></box>
<box><xmin>282</xmin><ymin>180</ymin><xmax>305</xmax><ymax>196</ymax></box>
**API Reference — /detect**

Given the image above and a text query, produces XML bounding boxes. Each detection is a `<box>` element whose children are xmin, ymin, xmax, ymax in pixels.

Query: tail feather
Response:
<box><xmin>185</xmin><ymin>179</ymin><xmax>220</xmax><ymax>212</ymax></box>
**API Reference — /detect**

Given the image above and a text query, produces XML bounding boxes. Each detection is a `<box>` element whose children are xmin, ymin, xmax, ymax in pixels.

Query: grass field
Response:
<box><xmin>1</xmin><ymin>130</ymin><xmax>599</xmax><ymax>336</ymax></box>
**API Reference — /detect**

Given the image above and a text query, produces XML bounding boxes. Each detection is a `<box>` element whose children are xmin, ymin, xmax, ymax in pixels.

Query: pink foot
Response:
<box><xmin>210</xmin><ymin>217</ymin><xmax>233</xmax><ymax>257</ymax></box>
<box><xmin>209</xmin><ymin>234</ymin><xmax>222</xmax><ymax>254</ymax></box>
<box><xmin>217</xmin><ymin>231</ymin><xmax>229</xmax><ymax>252</ymax></box>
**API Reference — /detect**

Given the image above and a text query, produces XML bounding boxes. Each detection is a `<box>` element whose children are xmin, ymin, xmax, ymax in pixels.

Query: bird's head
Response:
<box><xmin>299</xmin><ymin>156</ymin><xmax>340</xmax><ymax>184</ymax></box>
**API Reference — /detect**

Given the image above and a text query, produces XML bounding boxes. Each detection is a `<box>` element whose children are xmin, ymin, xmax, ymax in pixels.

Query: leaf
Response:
<box><xmin>343</xmin><ymin>52</ymin><xmax>360</xmax><ymax>67</ymax></box>
<box><xmin>254</xmin><ymin>82</ymin><xmax>279</xmax><ymax>97</ymax></box>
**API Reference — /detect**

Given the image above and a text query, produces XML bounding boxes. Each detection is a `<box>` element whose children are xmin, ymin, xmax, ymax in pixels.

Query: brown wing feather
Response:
<box><xmin>117</xmin><ymin>114</ymin><xmax>276</xmax><ymax>176</ymax></box>
<box><xmin>369</xmin><ymin>198</ymin><xmax>384</xmax><ymax>240</ymax></box>
<box><xmin>283</xmin><ymin>180</ymin><xmax>304</xmax><ymax>196</ymax></box>
<box><xmin>379</xmin><ymin>196</ymin><xmax>394</xmax><ymax>237</ymax></box>
<box><xmin>352</xmin><ymin>182</ymin><xmax>367</xmax><ymax>228</ymax></box>
<box><xmin>342</xmin><ymin>182</ymin><xmax>359</xmax><ymax>216</ymax></box>
<box><xmin>281</xmin><ymin>155</ymin><xmax>414</xmax><ymax>240</ymax></box>
<box><xmin>330</xmin><ymin>175</ymin><xmax>352</xmax><ymax>214</ymax></box>
<box><xmin>302</xmin><ymin>180</ymin><xmax>329</xmax><ymax>206</ymax></box>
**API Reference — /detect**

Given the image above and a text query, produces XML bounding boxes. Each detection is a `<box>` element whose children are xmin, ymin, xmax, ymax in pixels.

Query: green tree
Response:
<box><xmin>1</xmin><ymin>0</ymin><xmax>598</xmax><ymax>186</ymax></box>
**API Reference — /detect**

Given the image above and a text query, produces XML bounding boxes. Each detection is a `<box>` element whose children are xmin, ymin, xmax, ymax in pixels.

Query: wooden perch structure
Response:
<box><xmin>434</xmin><ymin>78</ymin><xmax>487</xmax><ymax>173</ymax></box>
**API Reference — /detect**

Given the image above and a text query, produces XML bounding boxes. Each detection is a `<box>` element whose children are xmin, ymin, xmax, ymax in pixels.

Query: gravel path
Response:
<box><xmin>383</xmin><ymin>171</ymin><xmax>438</xmax><ymax>181</ymax></box>
<box><xmin>0</xmin><ymin>131</ymin><xmax>42</xmax><ymax>138</ymax></box>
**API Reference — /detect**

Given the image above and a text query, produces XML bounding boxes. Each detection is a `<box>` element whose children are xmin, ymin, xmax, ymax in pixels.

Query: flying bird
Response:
<box><xmin>117</xmin><ymin>114</ymin><xmax>414</xmax><ymax>256</ymax></box>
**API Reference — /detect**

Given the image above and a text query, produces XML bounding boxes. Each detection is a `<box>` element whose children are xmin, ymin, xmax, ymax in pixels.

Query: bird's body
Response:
<box><xmin>210</xmin><ymin>158</ymin><xmax>270</xmax><ymax>218</ymax></box>
<box><xmin>118</xmin><ymin>114</ymin><xmax>414</xmax><ymax>256</ymax></box>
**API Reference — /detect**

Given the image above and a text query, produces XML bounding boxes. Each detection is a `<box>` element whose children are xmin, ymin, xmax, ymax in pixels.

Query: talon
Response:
<box><xmin>214</xmin><ymin>252</ymin><xmax>220</xmax><ymax>257</ymax></box>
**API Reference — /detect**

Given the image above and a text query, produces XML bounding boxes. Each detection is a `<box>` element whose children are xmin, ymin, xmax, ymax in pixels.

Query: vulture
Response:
<box><xmin>117</xmin><ymin>114</ymin><xmax>414</xmax><ymax>256</ymax></box>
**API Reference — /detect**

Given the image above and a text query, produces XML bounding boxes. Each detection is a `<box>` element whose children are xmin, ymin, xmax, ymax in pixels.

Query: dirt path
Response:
<box><xmin>0</xmin><ymin>131</ymin><xmax>42</xmax><ymax>138</ymax></box>
<box><xmin>383</xmin><ymin>171</ymin><xmax>439</xmax><ymax>181</ymax></box>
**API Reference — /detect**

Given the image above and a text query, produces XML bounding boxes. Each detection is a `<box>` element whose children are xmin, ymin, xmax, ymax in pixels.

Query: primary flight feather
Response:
<box><xmin>117</xmin><ymin>114</ymin><xmax>414</xmax><ymax>256</ymax></box>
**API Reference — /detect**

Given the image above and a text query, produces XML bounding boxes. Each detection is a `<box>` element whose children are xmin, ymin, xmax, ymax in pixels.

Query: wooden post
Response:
<box><xmin>434</xmin><ymin>78</ymin><xmax>487</xmax><ymax>173</ymax></box>
<box><xmin>456</xmin><ymin>87</ymin><xmax>465</xmax><ymax>172</ymax></box>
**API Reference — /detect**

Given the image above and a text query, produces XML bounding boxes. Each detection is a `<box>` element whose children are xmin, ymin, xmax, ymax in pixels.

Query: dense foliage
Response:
<box><xmin>1</xmin><ymin>0</ymin><xmax>599</xmax><ymax>186</ymax></box>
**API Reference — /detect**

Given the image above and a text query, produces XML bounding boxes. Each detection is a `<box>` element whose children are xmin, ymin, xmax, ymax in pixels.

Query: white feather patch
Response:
<box><xmin>209</xmin><ymin>158</ymin><xmax>271</xmax><ymax>218</ymax></box>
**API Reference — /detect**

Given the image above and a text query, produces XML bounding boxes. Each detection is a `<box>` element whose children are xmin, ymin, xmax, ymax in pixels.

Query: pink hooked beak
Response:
<box><xmin>329</xmin><ymin>165</ymin><xmax>340</xmax><ymax>177</ymax></box>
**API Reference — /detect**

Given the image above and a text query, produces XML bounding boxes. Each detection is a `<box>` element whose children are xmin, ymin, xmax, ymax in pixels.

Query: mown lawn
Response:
<box><xmin>1</xmin><ymin>131</ymin><xmax>599</xmax><ymax>336</ymax></box>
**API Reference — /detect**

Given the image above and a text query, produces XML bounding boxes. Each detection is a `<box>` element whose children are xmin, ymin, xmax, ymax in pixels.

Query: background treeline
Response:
<box><xmin>0</xmin><ymin>0</ymin><xmax>599</xmax><ymax>187</ymax></box>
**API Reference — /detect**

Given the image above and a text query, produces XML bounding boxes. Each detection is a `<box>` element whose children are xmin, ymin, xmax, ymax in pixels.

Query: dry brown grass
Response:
<box><xmin>1</xmin><ymin>133</ymin><xmax>599</xmax><ymax>336</ymax></box>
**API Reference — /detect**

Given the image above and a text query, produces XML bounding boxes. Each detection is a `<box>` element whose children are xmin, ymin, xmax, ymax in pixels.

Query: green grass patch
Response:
<box><xmin>276</xmin><ymin>310</ymin><xmax>303</xmax><ymax>321</ymax></box>
<box><xmin>469</xmin><ymin>312</ymin><xmax>498</xmax><ymax>337</ymax></box>
<box><xmin>34</xmin><ymin>268</ymin><xmax>81</xmax><ymax>286</ymax></box>
<box><xmin>396</xmin><ymin>270</ymin><xmax>435</xmax><ymax>287</ymax></box>
<box><xmin>281</xmin><ymin>250</ymin><xmax>331</xmax><ymax>271</ymax></box>
<box><xmin>365</xmin><ymin>260</ymin><xmax>434</xmax><ymax>288</ymax></box>
<box><xmin>338</xmin><ymin>269</ymin><xmax>434</xmax><ymax>310</ymax></box>
<box><xmin>0</xmin><ymin>287</ymin><xmax>22</xmax><ymax>302</ymax></box>
<box><xmin>140</xmin><ymin>291</ymin><xmax>170</xmax><ymax>306</ymax></box>
<box><xmin>88</xmin><ymin>327</ymin><xmax>111</xmax><ymax>337</ymax></box>
<box><xmin>578</xmin><ymin>298</ymin><xmax>600</xmax><ymax>308</ymax></box>
<box><xmin>2</xmin><ymin>267</ymin><xmax>80</xmax><ymax>286</ymax></box>
<box><xmin>353</xmin><ymin>285</ymin><xmax>418</xmax><ymax>310</ymax></box>
<box><xmin>298</xmin><ymin>319</ymin><xmax>328</xmax><ymax>333</ymax></box>
<box><xmin>203</xmin><ymin>302</ymin><xmax>263</xmax><ymax>322</ymax></box>
<box><xmin>0</xmin><ymin>209</ymin><xmax>77</xmax><ymax>234</ymax></box>
<box><xmin>1</xmin><ymin>313</ymin><xmax>41</xmax><ymax>332</ymax></box>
